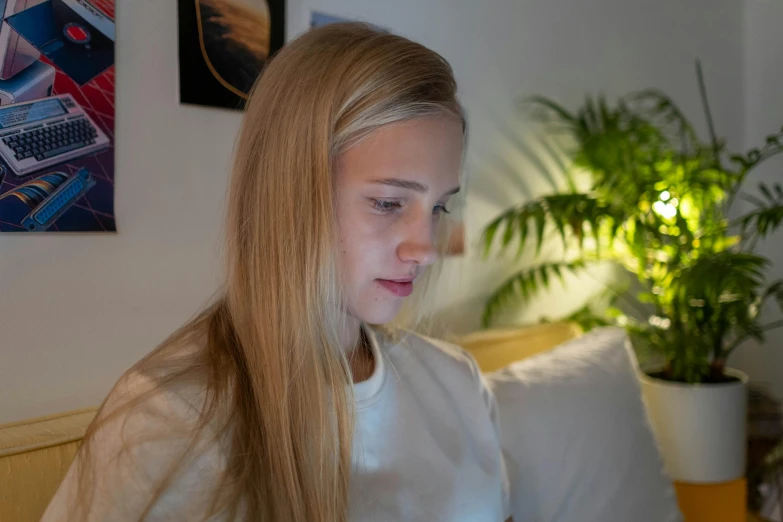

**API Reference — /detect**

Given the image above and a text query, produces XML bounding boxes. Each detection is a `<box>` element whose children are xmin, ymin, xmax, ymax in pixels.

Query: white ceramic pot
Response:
<box><xmin>638</xmin><ymin>367</ymin><xmax>748</xmax><ymax>484</ymax></box>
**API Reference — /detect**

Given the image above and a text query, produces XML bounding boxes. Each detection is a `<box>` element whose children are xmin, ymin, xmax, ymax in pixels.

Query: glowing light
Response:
<box><xmin>659</xmin><ymin>191</ymin><xmax>671</xmax><ymax>201</ymax></box>
<box><xmin>652</xmin><ymin>200</ymin><xmax>677</xmax><ymax>219</ymax></box>
<box><xmin>648</xmin><ymin>316</ymin><xmax>671</xmax><ymax>329</ymax></box>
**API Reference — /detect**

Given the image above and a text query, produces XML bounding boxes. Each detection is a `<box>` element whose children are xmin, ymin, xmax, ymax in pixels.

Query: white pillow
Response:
<box><xmin>485</xmin><ymin>327</ymin><xmax>683</xmax><ymax>522</ymax></box>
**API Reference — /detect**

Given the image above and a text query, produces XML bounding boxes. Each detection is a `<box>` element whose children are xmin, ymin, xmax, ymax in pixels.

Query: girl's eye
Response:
<box><xmin>433</xmin><ymin>204</ymin><xmax>451</xmax><ymax>216</ymax></box>
<box><xmin>372</xmin><ymin>199</ymin><xmax>402</xmax><ymax>213</ymax></box>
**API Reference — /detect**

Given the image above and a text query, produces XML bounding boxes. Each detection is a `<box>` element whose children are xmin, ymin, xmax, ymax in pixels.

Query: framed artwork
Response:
<box><xmin>178</xmin><ymin>0</ymin><xmax>285</xmax><ymax>110</ymax></box>
<box><xmin>0</xmin><ymin>0</ymin><xmax>115</xmax><ymax>232</ymax></box>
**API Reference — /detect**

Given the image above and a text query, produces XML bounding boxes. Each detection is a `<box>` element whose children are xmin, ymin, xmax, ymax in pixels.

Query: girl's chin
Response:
<box><xmin>349</xmin><ymin>295</ymin><xmax>404</xmax><ymax>325</ymax></box>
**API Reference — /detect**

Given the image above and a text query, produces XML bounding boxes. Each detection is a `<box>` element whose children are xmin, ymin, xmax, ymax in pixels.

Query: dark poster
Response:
<box><xmin>178</xmin><ymin>0</ymin><xmax>285</xmax><ymax>111</ymax></box>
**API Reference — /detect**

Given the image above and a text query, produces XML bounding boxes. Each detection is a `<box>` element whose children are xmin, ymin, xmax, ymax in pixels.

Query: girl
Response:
<box><xmin>42</xmin><ymin>23</ymin><xmax>511</xmax><ymax>522</ymax></box>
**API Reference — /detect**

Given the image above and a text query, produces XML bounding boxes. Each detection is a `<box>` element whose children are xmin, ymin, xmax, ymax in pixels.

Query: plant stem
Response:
<box><xmin>760</xmin><ymin>319</ymin><xmax>783</xmax><ymax>332</ymax></box>
<box><xmin>738</xmin><ymin>193</ymin><xmax>767</xmax><ymax>208</ymax></box>
<box><xmin>746</xmin><ymin>231</ymin><xmax>761</xmax><ymax>253</ymax></box>
<box><xmin>696</xmin><ymin>60</ymin><xmax>721</xmax><ymax>168</ymax></box>
<box><xmin>696</xmin><ymin>60</ymin><xmax>720</xmax><ymax>167</ymax></box>
<box><xmin>728</xmin><ymin>319</ymin><xmax>783</xmax><ymax>356</ymax></box>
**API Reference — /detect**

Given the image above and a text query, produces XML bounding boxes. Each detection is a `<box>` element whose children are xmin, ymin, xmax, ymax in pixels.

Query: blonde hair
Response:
<box><xmin>73</xmin><ymin>22</ymin><xmax>464</xmax><ymax>522</ymax></box>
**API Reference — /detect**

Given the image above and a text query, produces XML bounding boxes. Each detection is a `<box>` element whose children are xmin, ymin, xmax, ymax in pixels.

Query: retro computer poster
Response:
<box><xmin>178</xmin><ymin>0</ymin><xmax>285</xmax><ymax>111</ymax></box>
<box><xmin>0</xmin><ymin>0</ymin><xmax>115</xmax><ymax>232</ymax></box>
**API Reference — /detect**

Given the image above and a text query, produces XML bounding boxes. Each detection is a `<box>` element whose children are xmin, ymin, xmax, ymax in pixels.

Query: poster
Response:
<box><xmin>310</xmin><ymin>11</ymin><xmax>353</xmax><ymax>28</ymax></box>
<box><xmin>0</xmin><ymin>0</ymin><xmax>115</xmax><ymax>232</ymax></box>
<box><xmin>310</xmin><ymin>11</ymin><xmax>385</xmax><ymax>32</ymax></box>
<box><xmin>178</xmin><ymin>0</ymin><xmax>285</xmax><ymax>110</ymax></box>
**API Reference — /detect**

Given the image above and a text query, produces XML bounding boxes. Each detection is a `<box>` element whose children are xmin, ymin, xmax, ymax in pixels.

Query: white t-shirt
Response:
<box><xmin>42</xmin><ymin>328</ymin><xmax>510</xmax><ymax>522</ymax></box>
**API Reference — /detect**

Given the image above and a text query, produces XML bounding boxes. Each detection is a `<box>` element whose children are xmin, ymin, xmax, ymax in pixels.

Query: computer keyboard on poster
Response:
<box><xmin>0</xmin><ymin>94</ymin><xmax>110</xmax><ymax>178</ymax></box>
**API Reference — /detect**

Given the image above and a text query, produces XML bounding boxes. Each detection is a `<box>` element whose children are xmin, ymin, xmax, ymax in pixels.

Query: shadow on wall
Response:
<box><xmin>425</xmin><ymin>107</ymin><xmax>609</xmax><ymax>337</ymax></box>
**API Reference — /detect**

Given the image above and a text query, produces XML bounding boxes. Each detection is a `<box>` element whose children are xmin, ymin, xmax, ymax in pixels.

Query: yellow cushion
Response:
<box><xmin>455</xmin><ymin>321</ymin><xmax>583</xmax><ymax>373</ymax></box>
<box><xmin>0</xmin><ymin>408</ymin><xmax>97</xmax><ymax>522</ymax></box>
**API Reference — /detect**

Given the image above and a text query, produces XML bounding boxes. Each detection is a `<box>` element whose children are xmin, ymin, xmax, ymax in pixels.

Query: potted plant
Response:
<box><xmin>481</xmin><ymin>62</ymin><xmax>783</xmax><ymax>483</ymax></box>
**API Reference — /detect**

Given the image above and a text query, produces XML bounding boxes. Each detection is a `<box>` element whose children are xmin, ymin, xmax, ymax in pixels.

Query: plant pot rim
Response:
<box><xmin>638</xmin><ymin>366</ymin><xmax>748</xmax><ymax>389</ymax></box>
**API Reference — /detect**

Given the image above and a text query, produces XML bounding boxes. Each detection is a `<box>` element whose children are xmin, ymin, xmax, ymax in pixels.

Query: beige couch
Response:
<box><xmin>0</xmin><ymin>408</ymin><xmax>98</xmax><ymax>521</ymax></box>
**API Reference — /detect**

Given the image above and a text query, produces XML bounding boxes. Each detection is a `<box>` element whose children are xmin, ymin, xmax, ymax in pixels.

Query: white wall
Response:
<box><xmin>0</xmin><ymin>1</ymin><xmax>235</xmax><ymax>423</ymax></box>
<box><xmin>0</xmin><ymin>0</ymin><xmax>757</xmax><ymax>423</ymax></box>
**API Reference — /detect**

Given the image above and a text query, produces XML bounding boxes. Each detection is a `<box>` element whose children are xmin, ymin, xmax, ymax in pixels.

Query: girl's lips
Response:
<box><xmin>376</xmin><ymin>279</ymin><xmax>414</xmax><ymax>297</ymax></box>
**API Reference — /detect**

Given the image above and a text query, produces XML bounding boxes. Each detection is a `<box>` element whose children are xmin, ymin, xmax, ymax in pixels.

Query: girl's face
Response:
<box><xmin>335</xmin><ymin>115</ymin><xmax>463</xmax><ymax>325</ymax></box>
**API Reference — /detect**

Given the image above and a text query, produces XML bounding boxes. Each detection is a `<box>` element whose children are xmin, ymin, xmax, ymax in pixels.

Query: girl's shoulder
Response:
<box><xmin>41</xmin><ymin>342</ymin><xmax>232</xmax><ymax>522</ymax></box>
<box><xmin>372</xmin><ymin>326</ymin><xmax>484</xmax><ymax>390</ymax></box>
<box><xmin>105</xmin><ymin>341</ymin><xmax>221</xmax><ymax>431</ymax></box>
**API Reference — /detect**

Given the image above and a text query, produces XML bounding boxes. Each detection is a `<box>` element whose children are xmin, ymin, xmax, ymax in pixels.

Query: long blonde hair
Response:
<box><xmin>74</xmin><ymin>23</ymin><xmax>464</xmax><ymax>522</ymax></box>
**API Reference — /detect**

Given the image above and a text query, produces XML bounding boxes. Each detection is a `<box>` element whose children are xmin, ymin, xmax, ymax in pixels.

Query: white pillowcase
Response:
<box><xmin>485</xmin><ymin>327</ymin><xmax>683</xmax><ymax>522</ymax></box>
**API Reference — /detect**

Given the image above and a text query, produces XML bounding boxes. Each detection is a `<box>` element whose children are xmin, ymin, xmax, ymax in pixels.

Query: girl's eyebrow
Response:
<box><xmin>370</xmin><ymin>178</ymin><xmax>460</xmax><ymax>196</ymax></box>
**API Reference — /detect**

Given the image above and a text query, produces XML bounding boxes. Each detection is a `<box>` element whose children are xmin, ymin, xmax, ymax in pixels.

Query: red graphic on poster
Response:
<box><xmin>0</xmin><ymin>0</ymin><xmax>115</xmax><ymax>232</ymax></box>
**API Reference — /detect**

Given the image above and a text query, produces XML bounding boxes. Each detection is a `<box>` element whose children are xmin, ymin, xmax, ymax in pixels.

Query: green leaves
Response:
<box><xmin>743</xmin><ymin>203</ymin><xmax>783</xmax><ymax>239</ymax></box>
<box><xmin>482</xmin><ymin>260</ymin><xmax>587</xmax><ymax>327</ymax></box>
<box><xmin>730</xmin><ymin>127</ymin><xmax>783</xmax><ymax>172</ymax></box>
<box><xmin>481</xmin><ymin>193</ymin><xmax>623</xmax><ymax>259</ymax></box>
<box><xmin>763</xmin><ymin>280</ymin><xmax>783</xmax><ymax>314</ymax></box>
<box><xmin>676</xmin><ymin>252</ymin><xmax>768</xmax><ymax>302</ymax></box>
<box><xmin>625</xmin><ymin>89</ymin><xmax>698</xmax><ymax>148</ymax></box>
<box><xmin>481</xmin><ymin>72</ymin><xmax>783</xmax><ymax>383</ymax></box>
<box><xmin>563</xmin><ymin>304</ymin><xmax>615</xmax><ymax>331</ymax></box>
<box><xmin>760</xmin><ymin>183</ymin><xmax>773</xmax><ymax>201</ymax></box>
<box><xmin>524</xmin><ymin>96</ymin><xmax>576</xmax><ymax>130</ymax></box>
<box><xmin>737</xmin><ymin>183</ymin><xmax>783</xmax><ymax>241</ymax></box>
